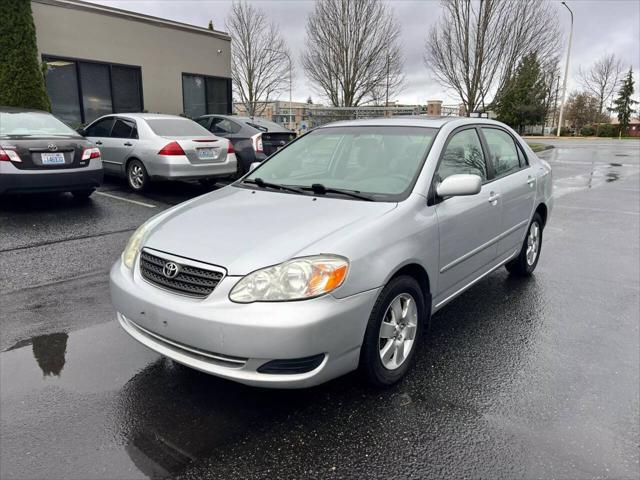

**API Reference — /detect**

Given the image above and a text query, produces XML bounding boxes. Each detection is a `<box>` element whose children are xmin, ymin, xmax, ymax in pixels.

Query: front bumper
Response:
<box><xmin>0</xmin><ymin>158</ymin><xmax>103</xmax><ymax>194</ymax></box>
<box><xmin>146</xmin><ymin>154</ymin><xmax>237</xmax><ymax>180</ymax></box>
<box><xmin>110</xmin><ymin>258</ymin><xmax>380</xmax><ymax>388</ymax></box>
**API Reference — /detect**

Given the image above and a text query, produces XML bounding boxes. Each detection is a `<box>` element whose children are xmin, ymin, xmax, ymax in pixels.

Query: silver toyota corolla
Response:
<box><xmin>82</xmin><ymin>113</ymin><xmax>236</xmax><ymax>191</ymax></box>
<box><xmin>110</xmin><ymin>117</ymin><xmax>553</xmax><ymax>388</ymax></box>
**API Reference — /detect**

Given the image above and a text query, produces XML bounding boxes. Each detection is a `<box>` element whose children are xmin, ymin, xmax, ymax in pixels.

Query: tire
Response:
<box><xmin>71</xmin><ymin>189</ymin><xmax>94</xmax><ymax>199</ymax></box>
<box><xmin>505</xmin><ymin>212</ymin><xmax>544</xmax><ymax>276</ymax></box>
<box><xmin>126</xmin><ymin>159</ymin><xmax>149</xmax><ymax>192</ymax></box>
<box><xmin>359</xmin><ymin>275</ymin><xmax>426</xmax><ymax>388</ymax></box>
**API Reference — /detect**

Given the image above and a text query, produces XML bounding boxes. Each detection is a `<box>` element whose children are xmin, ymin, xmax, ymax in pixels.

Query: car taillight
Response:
<box><xmin>227</xmin><ymin>141</ymin><xmax>235</xmax><ymax>154</ymax></box>
<box><xmin>0</xmin><ymin>148</ymin><xmax>22</xmax><ymax>162</ymax></box>
<box><xmin>81</xmin><ymin>147</ymin><xmax>101</xmax><ymax>160</ymax></box>
<box><xmin>251</xmin><ymin>133</ymin><xmax>263</xmax><ymax>153</ymax></box>
<box><xmin>158</xmin><ymin>141</ymin><xmax>185</xmax><ymax>155</ymax></box>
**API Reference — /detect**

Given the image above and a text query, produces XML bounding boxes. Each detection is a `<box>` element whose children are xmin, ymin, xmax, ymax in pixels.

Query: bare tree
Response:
<box><xmin>425</xmin><ymin>0</ymin><xmax>560</xmax><ymax>116</ymax></box>
<box><xmin>226</xmin><ymin>1</ymin><xmax>291</xmax><ymax>117</ymax></box>
<box><xmin>302</xmin><ymin>0</ymin><xmax>405</xmax><ymax>107</ymax></box>
<box><xmin>578</xmin><ymin>53</ymin><xmax>623</xmax><ymax>116</ymax></box>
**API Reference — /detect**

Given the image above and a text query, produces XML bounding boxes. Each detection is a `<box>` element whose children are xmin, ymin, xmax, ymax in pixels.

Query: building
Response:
<box><xmin>32</xmin><ymin>0</ymin><xmax>232</xmax><ymax>126</ymax></box>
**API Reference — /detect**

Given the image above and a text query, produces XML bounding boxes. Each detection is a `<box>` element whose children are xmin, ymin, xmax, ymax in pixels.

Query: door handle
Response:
<box><xmin>95</xmin><ymin>141</ymin><xmax>103</xmax><ymax>145</ymax></box>
<box><xmin>124</xmin><ymin>142</ymin><xmax>133</xmax><ymax>146</ymax></box>
<box><xmin>488</xmin><ymin>192</ymin><xmax>501</xmax><ymax>205</ymax></box>
<box><xmin>527</xmin><ymin>175</ymin><xmax>536</xmax><ymax>187</ymax></box>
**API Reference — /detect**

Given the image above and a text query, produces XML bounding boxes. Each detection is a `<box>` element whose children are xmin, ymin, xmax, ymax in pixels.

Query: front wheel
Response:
<box><xmin>505</xmin><ymin>212</ymin><xmax>543</xmax><ymax>276</ymax></box>
<box><xmin>360</xmin><ymin>276</ymin><xmax>426</xmax><ymax>387</ymax></box>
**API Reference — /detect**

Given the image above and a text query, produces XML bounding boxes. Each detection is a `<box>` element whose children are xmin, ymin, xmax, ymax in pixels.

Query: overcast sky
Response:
<box><xmin>88</xmin><ymin>0</ymin><xmax>640</xmax><ymax>106</ymax></box>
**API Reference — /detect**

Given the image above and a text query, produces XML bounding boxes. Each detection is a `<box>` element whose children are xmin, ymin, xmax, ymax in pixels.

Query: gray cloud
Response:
<box><xmin>88</xmin><ymin>0</ymin><xmax>640</xmax><ymax>106</ymax></box>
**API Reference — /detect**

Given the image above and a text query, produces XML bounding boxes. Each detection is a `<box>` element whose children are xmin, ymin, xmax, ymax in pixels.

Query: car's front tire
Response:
<box><xmin>126</xmin><ymin>159</ymin><xmax>149</xmax><ymax>192</ymax></box>
<box><xmin>506</xmin><ymin>212</ymin><xmax>544</xmax><ymax>276</ymax></box>
<box><xmin>360</xmin><ymin>275</ymin><xmax>426</xmax><ymax>387</ymax></box>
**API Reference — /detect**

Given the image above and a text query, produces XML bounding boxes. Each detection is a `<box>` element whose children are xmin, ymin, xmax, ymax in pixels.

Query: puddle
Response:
<box><xmin>552</xmin><ymin>163</ymin><xmax>633</xmax><ymax>197</ymax></box>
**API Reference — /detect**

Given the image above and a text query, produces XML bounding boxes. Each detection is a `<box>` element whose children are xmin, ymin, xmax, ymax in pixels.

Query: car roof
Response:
<box><xmin>97</xmin><ymin>113</ymin><xmax>191</xmax><ymax>121</ymax></box>
<box><xmin>316</xmin><ymin>116</ymin><xmax>511</xmax><ymax>129</ymax></box>
<box><xmin>0</xmin><ymin>106</ymin><xmax>51</xmax><ymax>114</ymax></box>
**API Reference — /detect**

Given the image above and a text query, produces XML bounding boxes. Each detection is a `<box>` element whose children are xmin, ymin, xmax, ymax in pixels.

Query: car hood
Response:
<box><xmin>144</xmin><ymin>186</ymin><xmax>397</xmax><ymax>275</ymax></box>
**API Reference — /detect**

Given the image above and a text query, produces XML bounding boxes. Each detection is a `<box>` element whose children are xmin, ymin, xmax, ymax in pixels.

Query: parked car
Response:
<box><xmin>81</xmin><ymin>113</ymin><xmax>236</xmax><ymax>191</ymax></box>
<box><xmin>110</xmin><ymin>117</ymin><xmax>553</xmax><ymax>388</ymax></box>
<box><xmin>0</xmin><ymin>107</ymin><xmax>103</xmax><ymax>198</ymax></box>
<box><xmin>195</xmin><ymin>115</ymin><xmax>296</xmax><ymax>176</ymax></box>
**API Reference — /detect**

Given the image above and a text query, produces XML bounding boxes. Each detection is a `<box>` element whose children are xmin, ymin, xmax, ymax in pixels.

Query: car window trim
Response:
<box><xmin>478</xmin><ymin>126</ymin><xmax>530</xmax><ymax>181</ymax></box>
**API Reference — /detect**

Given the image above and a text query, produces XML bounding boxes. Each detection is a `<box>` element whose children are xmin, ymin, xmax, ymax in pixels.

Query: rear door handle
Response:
<box><xmin>94</xmin><ymin>141</ymin><xmax>103</xmax><ymax>145</ymax></box>
<box><xmin>488</xmin><ymin>192</ymin><xmax>501</xmax><ymax>205</ymax></box>
<box><xmin>527</xmin><ymin>175</ymin><xmax>536</xmax><ymax>187</ymax></box>
<box><xmin>124</xmin><ymin>142</ymin><xmax>133</xmax><ymax>146</ymax></box>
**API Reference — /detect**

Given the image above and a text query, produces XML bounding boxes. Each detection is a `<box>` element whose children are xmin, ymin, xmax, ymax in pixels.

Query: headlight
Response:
<box><xmin>229</xmin><ymin>255</ymin><xmax>349</xmax><ymax>303</ymax></box>
<box><xmin>122</xmin><ymin>223</ymin><xmax>150</xmax><ymax>269</ymax></box>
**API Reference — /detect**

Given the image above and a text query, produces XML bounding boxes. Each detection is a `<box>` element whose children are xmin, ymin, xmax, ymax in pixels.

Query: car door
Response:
<box><xmin>108</xmin><ymin>117</ymin><xmax>138</xmax><ymax>173</ymax></box>
<box><xmin>480</xmin><ymin>127</ymin><xmax>536</xmax><ymax>259</ymax></box>
<box><xmin>84</xmin><ymin>117</ymin><xmax>116</xmax><ymax>173</ymax></box>
<box><xmin>432</xmin><ymin>127</ymin><xmax>502</xmax><ymax>301</ymax></box>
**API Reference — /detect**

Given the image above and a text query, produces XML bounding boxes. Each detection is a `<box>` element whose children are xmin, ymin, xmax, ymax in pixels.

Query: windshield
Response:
<box><xmin>243</xmin><ymin>126</ymin><xmax>437</xmax><ymax>200</ymax></box>
<box><xmin>0</xmin><ymin>111</ymin><xmax>79</xmax><ymax>137</ymax></box>
<box><xmin>146</xmin><ymin>118</ymin><xmax>212</xmax><ymax>137</ymax></box>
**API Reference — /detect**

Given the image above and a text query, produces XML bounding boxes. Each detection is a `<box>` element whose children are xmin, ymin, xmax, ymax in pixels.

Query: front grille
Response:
<box><xmin>140</xmin><ymin>250</ymin><xmax>224</xmax><ymax>298</ymax></box>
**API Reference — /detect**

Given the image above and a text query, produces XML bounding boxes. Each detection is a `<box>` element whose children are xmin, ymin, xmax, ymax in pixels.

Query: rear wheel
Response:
<box><xmin>360</xmin><ymin>276</ymin><xmax>425</xmax><ymax>387</ymax></box>
<box><xmin>126</xmin><ymin>159</ymin><xmax>148</xmax><ymax>192</ymax></box>
<box><xmin>506</xmin><ymin>212</ymin><xmax>543</xmax><ymax>276</ymax></box>
<box><xmin>71</xmin><ymin>189</ymin><xmax>94</xmax><ymax>199</ymax></box>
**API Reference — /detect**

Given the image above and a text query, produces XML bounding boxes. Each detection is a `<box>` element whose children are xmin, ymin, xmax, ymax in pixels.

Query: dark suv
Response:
<box><xmin>195</xmin><ymin>115</ymin><xmax>296</xmax><ymax>176</ymax></box>
<box><xmin>0</xmin><ymin>107</ymin><xmax>103</xmax><ymax>198</ymax></box>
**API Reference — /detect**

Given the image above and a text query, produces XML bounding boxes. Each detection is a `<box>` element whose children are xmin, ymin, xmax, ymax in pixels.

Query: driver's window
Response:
<box><xmin>437</xmin><ymin>129</ymin><xmax>487</xmax><ymax>182</ymax></box>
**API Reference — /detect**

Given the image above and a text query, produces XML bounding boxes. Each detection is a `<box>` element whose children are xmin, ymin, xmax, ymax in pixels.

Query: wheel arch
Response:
<box><xmin>535</xmin><ymin>202</ymin><xmax>548</xmax><ymax>227</ymax></box>
<box><xmin>387</xmin><ymin>262</ymin><xmax>432</xmax><ymax>323</ymax></box>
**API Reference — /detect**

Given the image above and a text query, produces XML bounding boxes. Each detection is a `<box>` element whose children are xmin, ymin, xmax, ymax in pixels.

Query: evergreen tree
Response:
<box><xmin>495</xmin><ymin>54</ymin><xmax>546</xmax><ymax>134</ymax></box>
<box><xmin>208</xmin><ymin>19</ymin><xmax>214</xmax><ymax>30</ymax></box>
<box><xmin>0</xmin><ymin>0</ymin><xmax>51</xmax><ymax>110</ymax></box>
<box><xmin>610</xmin><ymin>68</ymin><xmax>638</xmax><ymax>136</ymax></box>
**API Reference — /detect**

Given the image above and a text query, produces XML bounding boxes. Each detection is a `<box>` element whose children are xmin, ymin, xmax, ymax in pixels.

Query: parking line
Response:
<box><xmin>95</xmin><ymin>191</ymin><xmax>156</xmax><ymax>208</ymax></box>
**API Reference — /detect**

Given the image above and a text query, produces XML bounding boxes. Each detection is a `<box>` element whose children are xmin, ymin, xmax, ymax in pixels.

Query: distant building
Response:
<box><xmin>234</xmin><ymin>99</ymin><xmax>464</xmax><ymax>132</ymax></box>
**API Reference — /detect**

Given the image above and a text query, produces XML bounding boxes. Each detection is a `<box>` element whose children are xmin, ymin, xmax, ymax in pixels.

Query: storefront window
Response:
<box><xmin>182</xmin><ymin>73</ymin><xmax>231</xmax><ymax>117</ymax></box>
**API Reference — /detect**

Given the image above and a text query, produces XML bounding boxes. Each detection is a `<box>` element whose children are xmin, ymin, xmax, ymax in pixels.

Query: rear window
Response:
<box><xmin>243</xmin><ymin>118</ymin><xmax>288</xmax><ymax>132</ymax></box>
<box><xmin>0</xmin><ymin>111</ymin><xmax>79</xmax><ymax>137</ymax></box>
<box><xmin>145</xmin><ymin>118</ymin><xmax>212</xmax><ymax>137</ymax></box>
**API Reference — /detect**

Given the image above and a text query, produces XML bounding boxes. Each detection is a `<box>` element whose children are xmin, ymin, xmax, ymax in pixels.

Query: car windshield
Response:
<box><xmin>243</xmin><ymin>126</ymin><xmax>437</xmax><ymax>200</ymax></box>
<box><xmin>146</xmin><ymin>118</ymin><xmax>212</xmax><ymax>137</ymax></box>
<box><xmin>0</xmin><ymin>111</ymin><xmax>79</xmax><ymax>137</ymax></box>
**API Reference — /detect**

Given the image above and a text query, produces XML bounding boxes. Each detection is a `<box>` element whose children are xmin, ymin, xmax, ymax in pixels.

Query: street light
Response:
<box><xmin>266</xmin><ymin>49</ymin><xmax>293</xmax><ymax>129</ymax></box>
<box><xmin>556</xmin><ymin>1</ymin><xmax>574</xmax><ymax>137</ymax></box>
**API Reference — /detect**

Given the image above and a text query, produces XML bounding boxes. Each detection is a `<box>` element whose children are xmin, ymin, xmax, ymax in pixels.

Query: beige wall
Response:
<box><xmin>32</xmin><ymin>1</ymin><xmax>231</xmax><ymax>116</ymax></box>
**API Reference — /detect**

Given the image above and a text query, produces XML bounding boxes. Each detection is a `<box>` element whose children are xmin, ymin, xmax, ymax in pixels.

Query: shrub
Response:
<box><xmin>580</xmin><ymin>125</ymin><xmax>595</xmax><ymax>136</ymax></box>
<box><xmin>0</xmin><ymin>1</ymin><xmax>51</xmax><ymax>110</ymax></box>
<box><xmin>597</xmin><ymin>124</ymin><xmax>617</xmax><ymax>137</ymax></box>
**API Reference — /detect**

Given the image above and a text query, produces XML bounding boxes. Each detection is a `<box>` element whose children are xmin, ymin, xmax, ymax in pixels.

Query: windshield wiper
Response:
<box><xmin>242</xmin><ymin>178</ymin><xmax>307</xmax><ymax>195</ymax></box>
<box><xmin>299</xmin><ymin>183</ymin><xmax>375</xmax><ymax>201</ymax></box>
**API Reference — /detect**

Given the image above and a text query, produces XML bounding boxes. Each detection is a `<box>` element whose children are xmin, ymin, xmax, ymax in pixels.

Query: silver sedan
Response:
<box><xmin>82</xmin><ymin>113</ymin><xmax>236</xmax><ymax>191</ymax></box>
<box><xmin>110</xmin><ymin>117</ymin><xmax>553</xmax><ymax>388</ymax></box>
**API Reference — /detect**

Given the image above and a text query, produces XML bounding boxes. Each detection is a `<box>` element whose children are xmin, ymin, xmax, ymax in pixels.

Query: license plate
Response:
<box><xmin>41</xmin><ymin>152</ymin><xmax>65</xmax><ymax>165</ymax></box>
<box><xmin>197</xmin><ymin>148</ymin><xmax>218</xmax><ymax>161</ymax></box>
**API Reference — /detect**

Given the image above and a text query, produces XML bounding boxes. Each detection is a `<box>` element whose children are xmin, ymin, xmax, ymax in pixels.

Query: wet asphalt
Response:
<box><xmin>1</xmin><ymin>138</ymin><xmax>639</xmax><ymax>479</ymax></box>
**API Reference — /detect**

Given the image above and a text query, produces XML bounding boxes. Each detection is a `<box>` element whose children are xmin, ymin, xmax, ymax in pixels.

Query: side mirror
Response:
<box><xmin>436</xmin><ymin>174</ymin><xmax>482</xmax><ymax>198</ymax></box>
<box><xmin>249</xmin><ymin>162</ymin><xmax>260</xmax><ymax>172</ymax></box>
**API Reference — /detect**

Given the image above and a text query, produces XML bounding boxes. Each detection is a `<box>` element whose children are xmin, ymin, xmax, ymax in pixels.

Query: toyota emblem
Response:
<box><xmin>162</xmin><ymin>261</ymin><xmax>180</xmax><ymax>279</ymax></box>
<box><xmin>47</xmin><ymin>144</ymin><xmax>58</xmax><ymax>151</ymax></box>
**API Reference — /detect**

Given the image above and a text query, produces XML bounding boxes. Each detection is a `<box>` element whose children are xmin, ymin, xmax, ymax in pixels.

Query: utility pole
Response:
<box><xmin>556</xmin><ymin>2</ymin><xmax>574</xmax><ymax>137</ymax></box>
<box><xmin>385</xmin><ymin>53</ymin><xmax>391</xmax><ymax>117</ymax></box>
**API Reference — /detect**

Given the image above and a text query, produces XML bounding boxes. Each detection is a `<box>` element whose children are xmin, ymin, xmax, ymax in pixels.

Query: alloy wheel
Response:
<box><xmin>129</xmin><ymin>164</ymin><xmax>144</xmax><ymax>190</ymax></box>
<box><xmin>526</xmin><ymin>221</ymin><xmax>540</xmax><ymax>266</ymax></box>
<box><xmin>378</xmin><ymin>293</ymin><xmax>418</xmax><ymax>370</ymax></box>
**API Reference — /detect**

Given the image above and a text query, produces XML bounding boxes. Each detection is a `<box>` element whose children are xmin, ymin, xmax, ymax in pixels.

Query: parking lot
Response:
<box><xmin>1</xmin><ymin>138</ymin><xmax>639</xmax><ymax>479</ymax></box>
